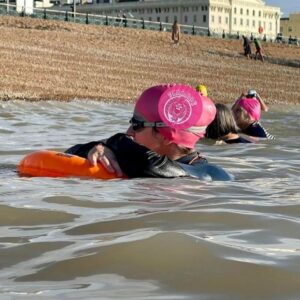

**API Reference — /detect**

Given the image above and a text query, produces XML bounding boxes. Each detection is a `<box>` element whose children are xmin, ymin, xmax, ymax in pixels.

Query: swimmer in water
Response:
<box><xmin>205</xmin><ymin>103</ymin><xmax>252</xmax><ymax>144</ymax></box>
<box><xmin>231</xmin><ymin>90</ymin><xmax>275</xmax><ymax>140</ymax></box>
<box><xmin>195</xmin><ymin>84</ymin><xmax>208</xmax><ymax>97</ymax></box>
<box><xmin>65</xmin><ymin>84</ymin><xmax>232</xmax><ymax>181</ymax></box>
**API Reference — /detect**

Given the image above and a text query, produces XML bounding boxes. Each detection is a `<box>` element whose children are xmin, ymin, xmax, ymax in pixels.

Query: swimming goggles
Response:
<box><xmin>129</xmin><ymin>116</ymin><xmax>167</xmax><ymax>132</ymax></box>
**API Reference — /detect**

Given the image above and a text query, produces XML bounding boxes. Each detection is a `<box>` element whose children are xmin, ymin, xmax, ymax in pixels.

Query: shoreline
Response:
<box><xmin>1</xmin><ymin>15</ymin><xmax>299</xmax><ymax>104</ymax></box>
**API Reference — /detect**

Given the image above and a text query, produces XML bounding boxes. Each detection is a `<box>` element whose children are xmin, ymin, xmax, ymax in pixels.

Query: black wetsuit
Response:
<box><xmin>65</xmin><ymin>133</ymin><xmax>232</xmax><ymax>181</ymax></box>
<box><xmin>242</xmin><ymin>121</ymin><xmax>275</xmax><ymax>140</ymax></box>
<box><xmin>225</xmin><ymin>136</ymin><xmax>252</xmax><ymax>144</ymax></box>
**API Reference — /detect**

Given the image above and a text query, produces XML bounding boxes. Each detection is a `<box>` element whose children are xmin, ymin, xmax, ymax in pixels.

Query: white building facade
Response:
<box><xmin>78</xmin><ymin>0</ymin><xmax>281</xmax><ymax>38</ymax></box>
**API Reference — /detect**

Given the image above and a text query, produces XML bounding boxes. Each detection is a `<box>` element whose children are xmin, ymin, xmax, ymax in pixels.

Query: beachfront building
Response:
<box><xmin>280</xmin><ymin>13</ymin><xmax>300</xmax><ymax>38</ymax></box>
<box><xmin>76</xmin><ymin>0</ymin><xmax>281</xmax><ymax>38</ymax></box>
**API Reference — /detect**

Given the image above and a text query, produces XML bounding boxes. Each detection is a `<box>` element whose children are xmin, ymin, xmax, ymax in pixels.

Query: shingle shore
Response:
<box><xmin>0</xmin><ymin>15</ymin><xmax>299</xmax><ymax>104</ymax></box>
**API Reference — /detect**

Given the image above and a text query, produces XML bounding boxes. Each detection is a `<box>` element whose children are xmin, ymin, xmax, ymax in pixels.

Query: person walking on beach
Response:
<box><xmin>171</xmin><ymin>20</ymin><xmax>180</xmax><ymax>44</ymax></box>
<box><xmin>242</xmin><ymin>35</ymin><xmax>252</xmax><ymax>59</ymax></box>
<box><xmin>254</xmin><ymin>38</ymin><xmax>264</xmax><ymax>62</ymax></box>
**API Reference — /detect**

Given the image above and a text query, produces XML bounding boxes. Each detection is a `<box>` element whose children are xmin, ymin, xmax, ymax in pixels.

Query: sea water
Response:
<box><xmin>0</xmin><ymin>100</ymin><xmax>300</xmax><ymax>299</ymax></box>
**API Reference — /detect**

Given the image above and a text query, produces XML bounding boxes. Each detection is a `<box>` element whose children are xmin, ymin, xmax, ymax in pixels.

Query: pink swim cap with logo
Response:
<box><xmin>134</xmin><ymin>84</ymin><xmax>216</xmax><ymax>148</ymax></box>
<box><xmin>237</xmin><ymin>97</ymin><xmax>261</xmax><ymax>121</ymax></box>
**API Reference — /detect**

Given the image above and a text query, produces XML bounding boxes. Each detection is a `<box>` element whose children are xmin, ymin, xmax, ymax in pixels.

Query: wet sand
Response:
<box><xmin>0</xmin><ymin>15</ymin><xmax>299</xmax><ymax>104</ymax></box>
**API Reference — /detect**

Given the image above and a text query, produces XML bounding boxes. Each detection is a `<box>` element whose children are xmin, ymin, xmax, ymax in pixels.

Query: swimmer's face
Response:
<box><xmin>127</xmin><ymin>114</ymin><xmax>166</xmax><ymax>155</ymax></box>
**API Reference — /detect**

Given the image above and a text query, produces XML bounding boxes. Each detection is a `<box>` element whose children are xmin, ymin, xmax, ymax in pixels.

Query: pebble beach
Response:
<box><xmin>0</xmin><ymin>15</ymin><xmax>299</xmax><ymax>104</ymax></box>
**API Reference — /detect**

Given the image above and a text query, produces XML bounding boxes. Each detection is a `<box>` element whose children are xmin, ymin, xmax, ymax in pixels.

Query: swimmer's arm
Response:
<box><xmin>105</xmin><ymin>133</ymin><xmax>188</xmax><ymax>178</ymax></box>
<box><xmin>232</xmin><ymin>92</ymin><xmax>247</xmax><ymax>110</ymax></box>
<box><xmin>65</xmin><ymin>140</ymin><xmax>123</xmax><ymax>177</ymax></box>
<box><xmin>256</xmin><ymin>93</ymin><xmax>269</xmax><ymax>112</ymax></box>
<box><xmin>65</xmin><ymin>141</ymin><xmax>103</xmax><ymax>158</ymax></box>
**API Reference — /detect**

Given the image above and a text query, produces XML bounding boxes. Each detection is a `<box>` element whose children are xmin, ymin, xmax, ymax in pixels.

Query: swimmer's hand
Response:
<box><xmin>87</xmin><ymin>144</ymin><xmax>123</xmax><ymax>177</ymax></box>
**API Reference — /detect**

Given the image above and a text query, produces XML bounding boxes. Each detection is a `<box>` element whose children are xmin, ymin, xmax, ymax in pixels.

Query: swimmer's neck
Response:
<box><xmin>222</xmin><ymin>132</ymin><xmax>240</xmax><ymax>141</ymax></box>
<box><xmin>160</xmin><ymin>143</ymin><xmax>195</xmax><ymax>161</ymax></box>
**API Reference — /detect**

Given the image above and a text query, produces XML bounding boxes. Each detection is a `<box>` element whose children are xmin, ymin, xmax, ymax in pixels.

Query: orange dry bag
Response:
<box><xmin>17</xmin><ymin>150</ymin><xmax>120</xmax><ymax>179</ymax></box>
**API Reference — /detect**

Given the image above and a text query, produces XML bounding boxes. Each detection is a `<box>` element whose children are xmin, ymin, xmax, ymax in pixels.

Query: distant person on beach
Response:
<box><xmin>253</xmin><ymin>38</ymin><xmax>264</xmax><ymax>62</ymax></box>
<box><xmin>232</xmin><ymin>90</ymin><xmax>274</xmax><ymax>140</ymax></box>
<box><xmin>206</xmin><ymin>103</ymin><xmax>252</xmax><ymax>144</ymax></box>
<box><xmin>195</xmin><ymin>84</ymin><xmax>208</xmax><ymax>97</ymax></box>
<box><xmin>65</xmin><ymin>84</ymin><xmax>231</xmax><ymax>181</ymax></box>
<box><xmin>172</xmin><ymin>20</ymin><xmax>180</xmax><ymax>44</ymax></box>
<box><xmin>242</xmin><ymin>35</ymin><xmax>252</xmax><ymax>59</ymax></box>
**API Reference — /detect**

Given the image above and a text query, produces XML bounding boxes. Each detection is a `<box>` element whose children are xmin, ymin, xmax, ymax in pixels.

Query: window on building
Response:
<box><xmin>205</xmin><ymin>6</ymin><xmax>208</xmax><ymax>11</ymax></box>
<box><xmin>259</xmin><ymin>11</ymin><xmax>261</xmax><ymax>17</ymax></box>
<box><xmin>157</xmin><ymin>17</ymin><xmax>160</xmax><ymax>22</ymax></box>
<box><xmin>288</xmin><ymin>26</ymin><xmax>292</xmax><ymax>32</ymax></box>
<box><xmin>234</xmin><ymin>17</ymin><xmax>236</xmax><ymax>25</ymax></box>
<box><xmin>203</xmin><ymin>15</ymin><xmax>207</xmax><ymax>23</ymax></box>
<box><xmin>219</xmin><ymin>16</ymin><xmax>222</xmax><ymax>24</ymax></box>
<box><xmin>269</xmin><ymin>22</ymin><xmax>272</xmax><ymax>30</ymax></box>
<box><xmin>166</xmin><ymin>16</ymin><xmax>169</xmax><ymax>23</ymax></box>
<box><xmin>246</xmin><ymin>9</ymin><xmax>249</xmax><ymax>16</ymax></box>
<box><xmin>149</xmin><ymin>17</ymin><xmax>152</xmax><ymax>21</ymax></box>
<box><xmin>240</xmin><ymin>18</ymin><xmax>243</xmax><ymax>25</ymax></box>
<box><xmin>253</xmin><ymin>10</ymin><xmax>255</xmax><ymax>16</ymax></box>
<box><xmin>225</xmin><ymin>17</ymin><xmax>228</xmax><ymax>24</ymax></box>
<box><xmin>234</xmin><ymin>7</ymin><xmax>237</xmax><ymax>14</ymax></box>
<box><xmin>253</xmin><ymin>20</ymin><xmax>255</xmax><ymax>27</ymax></box>
<box><xmin>174</xmin><ymin>16</ymin><xmax>177</xmax><ymax>22</ymax></box>
<box><xmin>202</xmin><ymin>6</ymin><xmax>204</xmax><ymax>11</ymax></box>
<box><xmin>259</xmin><ymin>21</ymin><xmax>261</xmax><ymax>27</ymax></box>
<box><xmin>194</xmin><ymin>15</ymin><xmax>197</xmax><ymax>23</ymax></box>
<box><xmin>184</xmin><ymin>15</ymin><xmax>188</xmax><ymax>23</ymax></box>
<box><xmin>246</xmin><ymin>19</ymin><xmax>249</xmax><ymax>26</ymax></box>
<box><xmin>240</xmin><ymin>8</ymin><xmax>243</xmax><ymax>15</ymax></box>
<box><xmin>212</xmin><ymin>15</ymin><xmax>215</xmax><ymax>23</ymax></box>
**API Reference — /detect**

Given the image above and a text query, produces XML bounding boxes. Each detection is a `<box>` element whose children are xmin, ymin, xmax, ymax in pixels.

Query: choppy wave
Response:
<box><xmin>1</xmin><ymin>101</ymin><xmax>300</xmax><ymax>299</ymax></box>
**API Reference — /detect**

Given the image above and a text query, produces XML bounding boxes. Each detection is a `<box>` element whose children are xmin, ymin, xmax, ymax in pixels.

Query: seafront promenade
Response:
<box><xmin>0</xmin><ymin>15</ymin><xmax>299</xmax><ymax>104</ymax></box>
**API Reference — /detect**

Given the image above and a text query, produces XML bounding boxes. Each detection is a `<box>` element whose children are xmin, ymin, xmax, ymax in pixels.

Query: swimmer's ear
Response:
<box><xmin>154</xmin><ymin>130</ymin><xmax>171</xmax><ymax>145</ymax></box>
<box><xmin>161</xmin><ymin>135</ymin><xmax>173</xmax><ymax>146</ymax></box>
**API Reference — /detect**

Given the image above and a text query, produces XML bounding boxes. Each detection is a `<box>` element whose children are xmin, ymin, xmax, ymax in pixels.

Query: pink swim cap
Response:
<box><xmin>238</xmin><ymin>97</ymin><xmax>261</xmax><ymax>121</ymax></box>
<box><xmin>134</xmin><ymin>84</ymin><xmax>216</xmax><ymax>148</ymax></box>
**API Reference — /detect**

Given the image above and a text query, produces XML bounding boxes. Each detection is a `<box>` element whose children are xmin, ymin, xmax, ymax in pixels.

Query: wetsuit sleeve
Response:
<box><xmin>65</xmin><ymin>141</ymin><xmax>104</xmax><ymax>158</ymax></box>
<box><xmin>244</xmin><ymin>122</ymin><xmax>275</xmax><ymax>140</ymax></box>
<box><xmin>105</xmin><ymin>133</ymin><xmax>188</xmax><ymax>178</ymax></box>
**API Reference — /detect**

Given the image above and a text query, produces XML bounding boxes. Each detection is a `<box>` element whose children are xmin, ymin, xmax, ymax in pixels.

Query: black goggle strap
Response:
<box><xmin>130</xmin><ymin>118</ymin><xmax>207</xmax><ymax>133</ymax></box>
<box><xmin>130</xmin><ymin>118</ymin><xmax>167</xmax><ymax>128</ymax></box>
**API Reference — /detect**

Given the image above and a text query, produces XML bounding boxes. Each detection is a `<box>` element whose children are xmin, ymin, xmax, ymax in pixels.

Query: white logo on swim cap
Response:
<box><xmin>158</xmin><ymin>86</ymin><xmax>202</xmax><ymax>130</ymax></box>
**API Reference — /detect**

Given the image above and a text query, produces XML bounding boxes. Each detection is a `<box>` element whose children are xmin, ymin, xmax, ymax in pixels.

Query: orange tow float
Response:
<box><xmin>18</xmin><ymin>150</ymin><xmax>120</xmax><ymax>179</ymax></box>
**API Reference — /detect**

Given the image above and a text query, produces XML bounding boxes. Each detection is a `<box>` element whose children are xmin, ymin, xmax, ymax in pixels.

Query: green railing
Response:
<box><xmin>1</xmin><ymin>3</ymin><xmax>299</xmax><ymax>44</ymax></box>
<box><xmin>0</xmin><ymin>3</ymin><xmax>209</xmax><ymax>35</ymax></box>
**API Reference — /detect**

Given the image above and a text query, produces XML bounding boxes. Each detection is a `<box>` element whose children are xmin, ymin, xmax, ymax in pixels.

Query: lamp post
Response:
<box><xmin>275</xmin><ymin>12</ymin><xmax>279</xmax><ymax>36</ymax></box>
<box><xmin>73</xmin><ymin>0</ymin><xmax>76</xmax><ymax>22</ymax></box>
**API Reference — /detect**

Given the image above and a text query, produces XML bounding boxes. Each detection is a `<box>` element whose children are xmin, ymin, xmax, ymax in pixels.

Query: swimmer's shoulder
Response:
<box><xmin>179</xmin><ymin>161</ymin><xmax>233</xmax><ymax>181</ymax></box>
